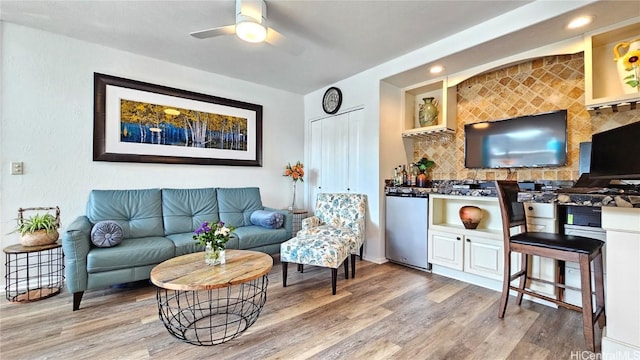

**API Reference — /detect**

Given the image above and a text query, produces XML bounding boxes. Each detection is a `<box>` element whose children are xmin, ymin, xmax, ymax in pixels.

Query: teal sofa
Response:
<box><xmin>62</xmin><ymin>187</ymin><xmax>292</xmax><ymax>311</ymax></box>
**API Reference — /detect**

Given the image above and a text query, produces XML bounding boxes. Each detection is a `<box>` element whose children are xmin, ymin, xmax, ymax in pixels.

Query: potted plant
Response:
<box><xmin>413</xmin><ymin>157</ymin><xmax>435</xmax><ymax>187</ymax></box>
<box><xmin>15</xmin><ymin>212</ymin><xmax>59</xmax><ymax>247</ymax></box>
<box><xmin>193</xmin><ymin>221</ymin><xmax>235</xmax><ymax>266</ymax></box>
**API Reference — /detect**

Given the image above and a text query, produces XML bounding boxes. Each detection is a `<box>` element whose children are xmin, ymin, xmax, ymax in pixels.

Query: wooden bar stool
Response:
<box><xmin>495</xmin><ymin>180</ymin><xmax>606</xmax><ymax>352</ymax></box>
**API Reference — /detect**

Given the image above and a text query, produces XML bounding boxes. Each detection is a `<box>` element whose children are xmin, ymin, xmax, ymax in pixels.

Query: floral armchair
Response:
<box><xmin>297</xmin><ymin>193</ymin><xmax>367</xmax><ymax>277</ymax></box>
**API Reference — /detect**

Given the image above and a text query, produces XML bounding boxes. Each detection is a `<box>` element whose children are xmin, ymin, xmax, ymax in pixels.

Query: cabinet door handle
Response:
<box><xmin>466</xmin><ymin>238</ymin><xmax>471</xmax><ymax>242</ymax></box>
<box><xmin>528</xmin><ymin>206</ymin><xmax>534</xmax><ymax>211</ymax></box>
<box><xmin>456</xmin><ymin>237</ymin><xmax>461</xmax><ymax>241</ymax></box>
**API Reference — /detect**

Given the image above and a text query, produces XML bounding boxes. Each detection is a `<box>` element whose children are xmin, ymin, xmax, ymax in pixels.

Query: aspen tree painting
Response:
<box><xmin>119</xmin><ymin>100</ymin><xmax>248</xmax><ymax>151</ymax></box>
<box><xmin>93</xmin><ymin>73</ymin><xmax>263</xmax><ymax>166</ymax></box>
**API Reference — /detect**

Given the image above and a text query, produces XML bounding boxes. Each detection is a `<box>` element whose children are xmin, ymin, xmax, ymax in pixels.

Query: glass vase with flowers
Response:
<box><xmin>283</xmin><ymin>161</ymin><xmax>304</xmax><ymax>210</ymax></box>
<box><xmin>193</xmin><ymin>221</ymin><xmax>235</xmax><ymax>266</ymax></box>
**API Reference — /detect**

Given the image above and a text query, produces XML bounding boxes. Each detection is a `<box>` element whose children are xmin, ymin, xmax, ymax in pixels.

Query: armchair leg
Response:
<box><xmin>282</xmin><ymin>262</ymin><xmax>288</xmax><ymax>287</ymax></box>
<box><xmin>331</xmin><ymin>268</ymin><xmax>337</xmax><ymax>295</ymax></box>
<box><xmin>359</xmin><ymin>244</ymin><xmax>363</xmax><ymax>260</ymax></box>
<box><xmin>298</xmin><ymin>264</ymin><xmax>303</xmax><ymax>273</ymax></box>
<box><xmin>73</xmin><ymin>291</ymin><xmax>84</xmax><ymax>311</ymax></box>
<box><xmin>351</xmin><ymin>254</ymin><xmax>356</xmax><ymax>278</ymax></box>
<box><xmin>344</xmin><ymin>256</ymin><xmax>349</xmax><ymax>279</ymax></box>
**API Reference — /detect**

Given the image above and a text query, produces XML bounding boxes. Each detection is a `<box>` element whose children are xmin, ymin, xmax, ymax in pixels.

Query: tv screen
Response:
<box><xmin>464</xmin><ymin>110</ymin><xmax>568</xmax><ymax>169</ymax></box>
<box><xmin>590</xmin><ymin>122</ymin><xmax>640</xmax><ymax>180</ymax></box>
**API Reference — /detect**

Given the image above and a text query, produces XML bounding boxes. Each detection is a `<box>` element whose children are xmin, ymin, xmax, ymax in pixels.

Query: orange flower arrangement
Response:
<box><xmin>284</xmin><ymin>161</ymin><xmax>304</xmax><ymax>182</ymax></box>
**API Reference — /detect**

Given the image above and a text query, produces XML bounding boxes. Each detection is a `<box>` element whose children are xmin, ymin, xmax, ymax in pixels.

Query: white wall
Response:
<box><xmin>0</xmin><ymin>23</ymin><xmax>304</xmax><ymax>286</ymax></box>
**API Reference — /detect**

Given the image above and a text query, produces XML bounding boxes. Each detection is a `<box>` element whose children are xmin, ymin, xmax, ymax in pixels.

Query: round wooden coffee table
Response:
<box><xmin>150</xmin><ymin>249</ymin><xmax>273</xmax><ymax>346</ymax></box>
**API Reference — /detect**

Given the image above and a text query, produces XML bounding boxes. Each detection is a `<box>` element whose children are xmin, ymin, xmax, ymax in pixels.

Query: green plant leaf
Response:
<box><xmin>625</xmin><ymin>80</ymin><xmax>639</xmax><ymax>88</ymax></box>
<box><xmin>15</xmin><ymin>213</ymin><xmax>58</xmax><ymax>236</ymax></box>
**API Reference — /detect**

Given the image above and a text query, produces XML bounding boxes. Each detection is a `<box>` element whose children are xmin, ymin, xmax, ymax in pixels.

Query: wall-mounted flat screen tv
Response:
<box><xmin>464</xmin><ymin>110</ymin><xmax>567</xmax><ymax>169</ymax></box>
<box><xmin>590</xmin><ymin>121</ymin><xmax>640</xmax><ymax>180</ymax></box>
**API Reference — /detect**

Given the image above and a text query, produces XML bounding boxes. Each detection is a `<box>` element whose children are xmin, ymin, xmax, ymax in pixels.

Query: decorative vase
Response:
<box><xmin>204</xmin><ymin>244</ymin><xmax>225</xmax><ymax>266</ymax></box>
<box><xmin>418</xmin><ymin>97</ymin><xmax>439</xmax><ymax>127</ymax></box>
<box><xmin>289</xmin><ymin>182</ymin><xmax>297</xmax><ymax>211</ymax></box>
<box><xmin>20</xmin><ymin>229</ymin><xmax>59</xmax><ymax>247</ymax></box>
<box><xmin>416</xmin><ymin>171</ymin><xmax>429</xmax><ymax>188</ymax></box>
<box><xmin>613</xmin><ymin>39</ymin><xmax>640</xmax><ymax>94</ymax></box>
<box><xmin>459</xmin><ymin>206</ymin><xmax>483</xmax><ymax>230</ymax></box>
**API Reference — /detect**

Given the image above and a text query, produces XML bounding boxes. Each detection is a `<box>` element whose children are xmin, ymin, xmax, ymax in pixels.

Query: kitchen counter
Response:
<box><xmin>386</xmin><ymin>180</ymin><xmax>497</xmax><ymax>197</ymax></box>
<box><xmin>518</xmin><ymin>190</ymin><xmax>640</xmax><ymax>208</ymax></box>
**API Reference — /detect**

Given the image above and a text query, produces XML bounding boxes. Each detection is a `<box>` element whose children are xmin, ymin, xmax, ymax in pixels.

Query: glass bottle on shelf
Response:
<box><xmin>401</xmin><ymin>165</ymin><xmax>408</xmax><ymax>186</ymax></box>
<box><xmin>410</xmin><ymin>164</ymin><xmax>417</xmax><ymax>186</ymax></box>
<box><xmin>393</xmin><ymin>167</ymin><xmax>399</xmax><ymax>186</ymax></box>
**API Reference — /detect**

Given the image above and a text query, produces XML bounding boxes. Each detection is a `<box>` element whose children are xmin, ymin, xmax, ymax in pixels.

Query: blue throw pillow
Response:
<box><xmin>91</xmin><ymin>221</ymin><xmax>124</xmax><ymax>247</ymax></box>
<box><xmin>250</xmin><ymin>210</ymin><xmax>284</xmax><ymax>229</ymax></box>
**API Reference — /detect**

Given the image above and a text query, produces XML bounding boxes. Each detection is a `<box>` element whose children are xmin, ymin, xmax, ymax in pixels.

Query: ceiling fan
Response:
<box><xmin>190</xmin><ymin>0</ymin><xmax>303</xmax><ymax>55</ymax></box>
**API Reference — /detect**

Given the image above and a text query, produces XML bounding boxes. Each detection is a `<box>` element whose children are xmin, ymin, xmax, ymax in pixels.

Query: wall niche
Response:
<box><xmin>414</xmin><ymin>52</ymin><xmax>640</xmax><ymax>182</ymax></box>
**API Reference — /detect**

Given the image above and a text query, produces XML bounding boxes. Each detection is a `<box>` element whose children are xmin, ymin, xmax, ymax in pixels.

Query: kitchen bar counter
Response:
<box><xmin>518</xmin><ymin>190</ymin><xmax>640</xmax><ymax>208</ymax></box>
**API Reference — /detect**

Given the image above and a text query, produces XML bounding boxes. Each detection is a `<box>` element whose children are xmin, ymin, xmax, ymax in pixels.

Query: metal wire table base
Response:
<box><xmin>156</xmin><ymin>275</ymin><xmax>268</xmax><ymax>346</ymax></box>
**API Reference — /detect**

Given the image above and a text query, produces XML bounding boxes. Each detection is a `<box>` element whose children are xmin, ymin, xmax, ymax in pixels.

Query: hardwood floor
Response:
<box><xmin>0</xmin><ymin>258</ymin><xmax>599</xmax><ymax>359</ymax></box>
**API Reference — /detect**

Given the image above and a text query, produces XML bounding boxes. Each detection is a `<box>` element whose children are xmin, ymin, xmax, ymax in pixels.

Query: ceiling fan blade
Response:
<box><xmin>265</xmin><ymin>27</ymin><xmax>304</xmax><ymax>55</ymax></box>
<box><xmin>190</xmin><ymin>25</ymin><xmax>236</xmax><ymax>39</ymax></box>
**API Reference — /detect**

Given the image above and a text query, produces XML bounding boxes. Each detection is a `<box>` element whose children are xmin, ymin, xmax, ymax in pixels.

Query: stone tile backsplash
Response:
<box><xmin>414</xmin><ymin>52</ymin><xmax>640</xmax><ymax>181</ymax></box>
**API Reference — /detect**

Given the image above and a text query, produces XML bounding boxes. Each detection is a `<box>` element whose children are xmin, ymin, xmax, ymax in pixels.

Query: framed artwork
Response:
<box><xmin>93</xmin><ymin>73</ymin><xmax>263</xmax><ymax>166</ymax></box>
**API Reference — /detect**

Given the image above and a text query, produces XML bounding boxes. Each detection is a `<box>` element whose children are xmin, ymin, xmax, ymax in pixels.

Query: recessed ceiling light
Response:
<box><xmin>567</xmin><ymin>15</ymin><xmax>594</xmax><ymax>29</ymax></box>
<box><xmin>430</xmin><ymin>65</ymin><xmax>444</xmax><ymax>74</ymax></box>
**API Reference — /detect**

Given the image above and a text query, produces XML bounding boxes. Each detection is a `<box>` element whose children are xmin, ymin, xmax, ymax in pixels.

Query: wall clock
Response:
<box><xmin>322</xmin><ymin>87</ymin><xmax>342</xmax><ymax>114</ymax></box>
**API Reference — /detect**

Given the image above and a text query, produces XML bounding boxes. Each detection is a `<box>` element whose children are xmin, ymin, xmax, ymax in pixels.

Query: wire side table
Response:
<box><xmin>4</xmin><ymin>241</ymin><xmax>65</xmax><ymax>302</ymax></box>
<box><xmin>291</xmin><ymin>209</ymin><xmax>309</xmax><ymax>235</ymax></box>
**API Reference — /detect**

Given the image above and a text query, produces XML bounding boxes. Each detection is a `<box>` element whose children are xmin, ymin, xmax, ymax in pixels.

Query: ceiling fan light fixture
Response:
<box><xmin>236</xmin><ymin>20</ymin><xmax>267</xmax><ymax>43</ymax></box>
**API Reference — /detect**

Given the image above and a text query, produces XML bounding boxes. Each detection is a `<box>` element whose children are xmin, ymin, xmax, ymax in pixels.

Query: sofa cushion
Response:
<box><xmin>217</xmin><ymin>187</ymin><xmax>263</xmax><ymax>227</ymax></box>
<box><xmin>250</xmin><ymin>210</ymin><xmax>284</xmax><ymax>229</ymax></box>
<box><xmin>166</xmin><ymin>232</ymin><xmax>204</xmax><ymax>256</ymax></box>
<box><xmin>162</xmin><ymin>188</ymin><xmax>218</xmax><ymax>236</ymax></box>
<box><xmin>91</xmin><ymin>221</ymin><xmax>124</xmax><ymax>248</ymax></box>
<box><xmin>233</xmin><ymin>225</ymin><xmax>289</xmax><ymax>250</ymax></box>
<box><xmin>86</xmin><ymin>236</ymin><xmax>174</xmax><ymax>273</ymax></box>
<box><xmin>86</xmin><ymin>189</ymin><xmax>164</xmax><ymax>239</ymax></box>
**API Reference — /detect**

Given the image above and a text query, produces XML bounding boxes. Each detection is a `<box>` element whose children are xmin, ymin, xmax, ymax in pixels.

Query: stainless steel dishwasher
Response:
<box><xmin>385</xmin><ymin>193</ymin><xmax>430</xmax><ymax>271</ymax></box>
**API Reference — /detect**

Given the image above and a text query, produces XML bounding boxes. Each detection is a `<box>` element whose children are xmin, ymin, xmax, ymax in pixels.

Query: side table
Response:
<box><xmin>4</xmin><ymin>241</ymin><xmax>65</xmax><ymax>302</ymax></box>
<box><xmin>291</xmin><ymin>209</ymin><xmax>309</xmax><ymax>235</ymax></box>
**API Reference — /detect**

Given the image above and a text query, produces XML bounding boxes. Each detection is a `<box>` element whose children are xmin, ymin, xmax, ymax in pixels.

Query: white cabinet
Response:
<box><xmin>464</xmin><ymin>234</ymin><xmax>504</xmax><ymax>281</ymax></box>
<box><xmin>429</xmin><ymin>229</ymin><xmax>463</xmax><ymax>271</ymax></box>
<box><xmin>584</xmin><ymin>17</ymin><xmax>640</xmax><ymax>114</ymax></box>
<box><xmin>308</xmin><ymin>109</ymin><xmax>364</xmax><ymax>207</ymax></box>
<box><xmin>524</xmin><ymin>202</ymin><xmax>558</xmax><ymax>298</ymax></box>
<box><xmin>428</xmin><ymin>195</ymin><xmax>505</xmax><ymax>281</ymax></box>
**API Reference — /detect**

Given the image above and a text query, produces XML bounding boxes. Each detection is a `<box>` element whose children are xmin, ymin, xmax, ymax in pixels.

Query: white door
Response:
<box><xmin>309</xmin><ymin>109</ymin><xmax>364</xmax><ymax>201</ymax></box>
<box><xmin>308</xmin><ymin>119</ymin><xmax>323</xmax><ymax>208</ymax></box>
